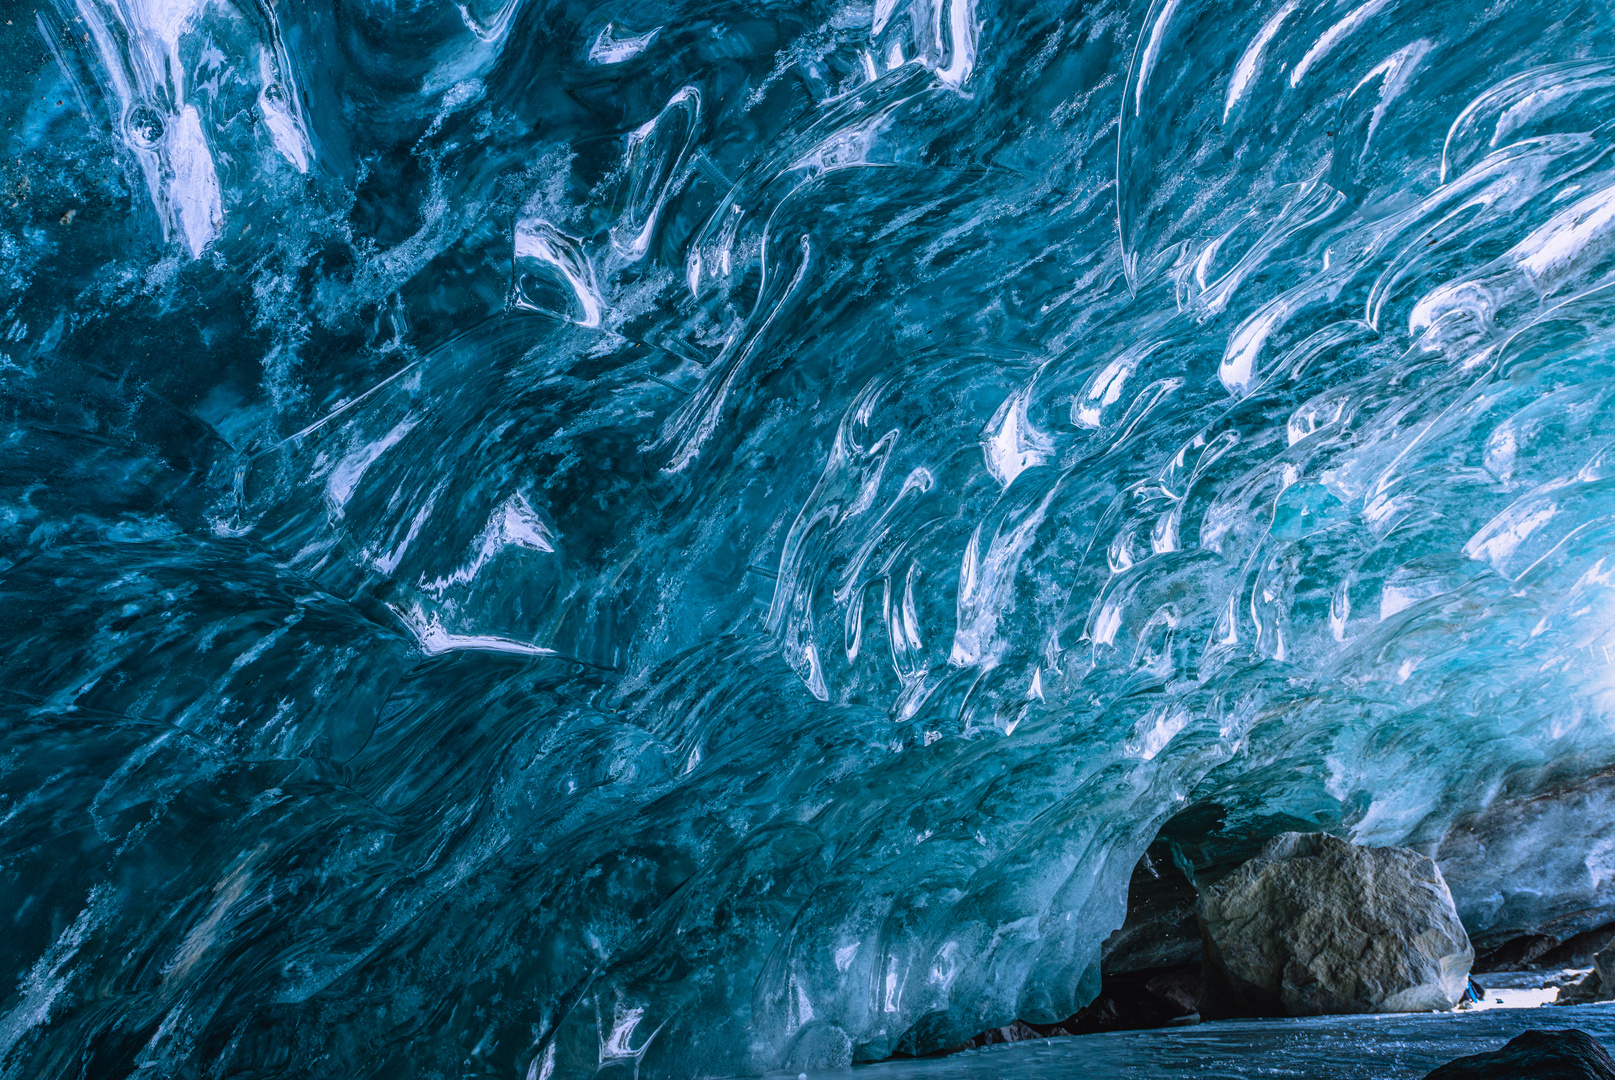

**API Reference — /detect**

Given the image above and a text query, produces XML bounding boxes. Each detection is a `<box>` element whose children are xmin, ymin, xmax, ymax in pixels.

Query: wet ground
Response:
<box><xmin>793</xmin><ymin>1004</ymin><xmax>1615</xmax><ymax>1079</ymax></box>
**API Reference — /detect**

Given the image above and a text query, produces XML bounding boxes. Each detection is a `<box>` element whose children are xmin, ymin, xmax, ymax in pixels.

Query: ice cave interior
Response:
<box><xmin>6</xmin><ymin>0</ymin><xmax>1615</xmax><ymax>1075</ymax></box>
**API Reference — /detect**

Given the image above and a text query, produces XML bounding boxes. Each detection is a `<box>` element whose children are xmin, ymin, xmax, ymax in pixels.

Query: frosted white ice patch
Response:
<box><xmin>951</xmin><ymin>487</ymin><xmax>1056</xmax><ymax>667</ymax></box>
<box><xmin>982</xmin><ymin>387</ymin><xmax>1051</xmax><ymax>489</ymax></box>
<box><xmin>1464</xmin><ymin>492</ymin><xmax>1564</xmax><ymax>578</ymax></box>
<box><xmin>1027</xmin><ymin>666</ymin><xmax>1045</xmax><ymax>701</ymax></box>
<box><xmin>1511</xmin><ymin>181</ymin><xmax>1615</xmax><ymax>289</ymax></box>
<box><xmin>366</xmin><ymin>480</ymin><xmax>443</xmax><ymax>576</ymax></box>
<box><xmin>1220</xmin><ymin>297</ymin><xmax>1289</xmax><ymax>395</ymax></box>
<box><xmin>588</xmin><ymin>23</ymin><xmax>661</xmax><ymax>64</ymax></box>
<box><xmin>1584</xmin><ymin>836</ymin><xmax>1615</xmax><ymax>891</ymax></box>
<box><xmin>1129</xmin><ymin>707</ymin><xmax>1189</xmax><ymax>761</ymax></box>
<box><xmin>1290</xmin><ymin>0</ymin><xmax>1392</xmax><ymax>89</ymax></box>
<box><xmin>1134</xmin><ymin>0</ymin><xmax>1182</xmax><ymax>113</ymax></box>
<box><xmin>598</xmin><ymin>1001</ymin><xmax>665</xmax><ymax>1066</ymax></box>
<box><xmin>134</xmin><ymin>0</ymin><xmax>206</xmax><ymax>69</ymax></box>
<box><xmin>1092</xmin><ymin>601</ymin><xmax>1122</xmax><ymax>646</ymax></box>
<box><xmin>399</xmin><ymin>607</ymin><xmax>556</xmax><ymax>658</ymax></box>
<box><xmin>1074</xmin><ymin>351</ymin><xmax>1137</xmax><ymax>429</ymax></box>
<box><xmin>610</xmin><ymin>87</ymin><xmax>701</xmax><ymax>262</ymax></box>
<box><xmin>0</xmin><ymin>888</ymin><xmax>109</xmax><ymax>1063</ymax></box>
<box><xmin>1351</xmin><ymin>41</ymin><xmax>1434</xmax><ymax>149</ymax></box>
<box><xmin>932</xmin><ymin>0</ymin><xmax>977</xmax><ymax>88</ymax></box>
<box><xmin>928</xmin><ymin>941</ymin><xmax>960</xmax><ymax>991</ymax></box>
<box><xmin>513</xmin><ymin>218</ymin><xmax>604</xmax><ymax>327</ymax></box>
<box><xmin>167</xmin><ymin>105</ymin><xmax>222</xmax><ymax>257</ymax></box>
<box><xmin>421</xmin><ymin>493</ymin><xmax>557</xmax><ymax>597</ymax></box>
<box><xmin>455</xmin><ymin>0</ymin><xmax>522</xmax><ymax>42</ymax></box>
<box><xmin>326</xmin><ymin>415</ymin><xmax>420</xmax><ymax>517</ymax></box>
<box><xmin>525</xmin><ymin>1043</ymin><xmax>555</xmax><ymax>1080</ymax></box>
<box><xmin>787</xmin><ymin>975</ymin><xmax>815</xmax><ymax>1032</ymax></box>
<box><xmin>1224</xmin><ymin>0</ymin><xmax>1298</xmax><ymax>121</ymax></box>
<box><xmin>258</xmin><ymin>94</ymin><xmax>310</xmax><ymax>172</ymax></box>
<box><xmin>872</xmin><ymin>0</ymin><xmax>901</xmax><ymax>37</ymax></box>
<box><xmin>256</xmin><ymin>51</ymin><xmax>311</xmax><ymax>173</ymax></box>
<box><xmin>1408</xmin><ymin>280</ymin><xmax>1496</xmax><ymax>338</ymax></box>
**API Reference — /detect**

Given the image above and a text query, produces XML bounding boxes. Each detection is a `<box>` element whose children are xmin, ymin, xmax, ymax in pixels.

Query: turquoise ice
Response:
<box><xmin>3</xmin><ymin>0</ymin><xmax>1615</xmax><ymax>1075</ymax></box>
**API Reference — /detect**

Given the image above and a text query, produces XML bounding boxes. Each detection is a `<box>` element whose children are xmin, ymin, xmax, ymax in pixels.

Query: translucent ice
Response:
<box><xmin>6</xmin><ymin>0</ymin><xmax>1615</xmax><ymax>1075</ymax></box>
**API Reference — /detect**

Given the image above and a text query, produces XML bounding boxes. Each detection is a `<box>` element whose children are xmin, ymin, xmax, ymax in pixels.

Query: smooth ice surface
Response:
<box><xmin>801</xmin><ymin>1005</ymin><xmax>1615</xmax><ymax>1079</ymax></box>
<box><xmin>8</xmin><ymin>0</ymin><xmax>1615</xmax><ymax>1075</ymax></box>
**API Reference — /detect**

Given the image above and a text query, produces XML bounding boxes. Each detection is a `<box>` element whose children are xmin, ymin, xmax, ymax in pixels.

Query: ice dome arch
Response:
<box><xmin>6</xmin><ymin>0</ymin><xmax>1615</xmax><ymax>1075</ymax></box>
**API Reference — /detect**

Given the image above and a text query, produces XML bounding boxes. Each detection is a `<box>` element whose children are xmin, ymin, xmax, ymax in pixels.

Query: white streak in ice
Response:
<box><xmin>167</xmin><ymin>105</ymin><xmax>222</xmax><ymax>258</ymax></box>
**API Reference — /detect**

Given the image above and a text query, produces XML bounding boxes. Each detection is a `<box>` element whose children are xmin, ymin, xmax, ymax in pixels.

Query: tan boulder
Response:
<box><xmin>1199</xmin><ymin>832</ymin><xmax>1473</xmax><ymax>1017</ymax></box>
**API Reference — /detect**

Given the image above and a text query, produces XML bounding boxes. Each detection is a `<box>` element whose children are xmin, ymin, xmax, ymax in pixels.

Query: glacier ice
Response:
<box><xmin>7</xmin><ymin>0</ymin><xmax>1615</xmax><ymax>1075</ymax></box>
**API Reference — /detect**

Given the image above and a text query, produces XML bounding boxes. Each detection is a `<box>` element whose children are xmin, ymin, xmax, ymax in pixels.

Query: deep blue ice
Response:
<box><xmin>4</xmin><ymin>0</ymin><xmax>1615</xmax><ymax>1075</ymax></box>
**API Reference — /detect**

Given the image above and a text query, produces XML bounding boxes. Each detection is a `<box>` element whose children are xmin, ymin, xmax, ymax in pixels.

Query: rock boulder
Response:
<box><xmin>1199</xmin><ymin>832</ymin><xmax>1473</xmax><ymax>1017</ymax></box>
<box><xmin>1421</xmin><ymin>1029</ymin><xmax>1615</xmax><ymax>1079</ymax></box>
<box><xmin>1559</xmin><ymin>940</ymin><xmax>1615</xmax><ymax>1005</ymax></box>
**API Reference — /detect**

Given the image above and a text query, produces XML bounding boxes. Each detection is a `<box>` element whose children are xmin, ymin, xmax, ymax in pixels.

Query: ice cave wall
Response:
<box><xmin>5</xmin><ymin>0</ymin><xmax>1615</xmax><ymax>1075</ymax></box>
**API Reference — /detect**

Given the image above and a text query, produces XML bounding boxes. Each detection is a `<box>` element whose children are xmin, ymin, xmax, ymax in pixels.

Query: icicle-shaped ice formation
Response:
<box><xmin>5</xmin><ymin>0</ymin><xmax>1615</xmax><ymax>1075</ymax></box>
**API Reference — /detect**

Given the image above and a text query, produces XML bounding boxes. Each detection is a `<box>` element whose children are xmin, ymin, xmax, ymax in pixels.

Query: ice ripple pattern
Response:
<box><xmin>3</xmin><ymin>0</ymin><xmax>1615</xmax><ymax>1075</ymax></box>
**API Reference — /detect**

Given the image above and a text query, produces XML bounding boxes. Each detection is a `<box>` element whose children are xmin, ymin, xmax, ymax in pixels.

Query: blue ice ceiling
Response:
<box><xmin>4</xmin><ymin>0</ymin><xmax>1615</xmax><ymax>1074</ymax></box>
